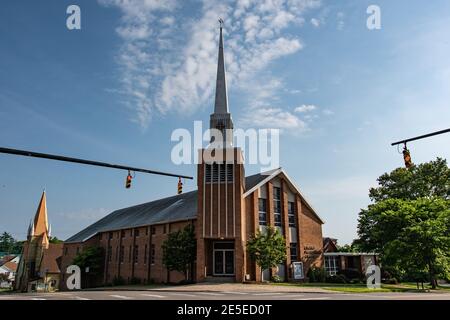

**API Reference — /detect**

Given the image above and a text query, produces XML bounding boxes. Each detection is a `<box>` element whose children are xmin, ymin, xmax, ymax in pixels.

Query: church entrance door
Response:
<box><xmin>213</xmin><ymin>241</ymin><xmax>234</xmax><ymax>276</ymax></box>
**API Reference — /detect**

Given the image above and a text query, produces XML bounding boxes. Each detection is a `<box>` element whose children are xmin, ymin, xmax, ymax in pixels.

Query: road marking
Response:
<box><xmin>196</xmin><ymin>292</ymin><xmax>224</xmax><ymax>296</ymax></box>
<box><xmin>73</xmin><ymin>296</ymin><xmax>91</xmax><ymax>300</ymax></box>
<box><xmin>252</xmin><ymin>292</ymin><xmax>281</xmax><ymax>296</ymax></box>
<box><xmin>278</xmin><ymin>294</ymin><xmax>304</xmax><ymax>299</ymax></box>
<box><xmin>31</xmin><ymin>298</ymin><xmax>47</xmax><ymax>300</ymax></box>
<box><xmin>109</xmin><ymin>294</ymin><xmax>132</xmax><ymax>300</ymax></box>
<box><xmin>296</xmin><ymin>297</ymin><xmax>331</xmax><ymax>300</ymax></box>
<box><xmin>169</xmin><ymin>292</ymin><xmax>198</xmax><ymax>297</ymax></box>
<box><xmin>141</xmin><ymin>293</ymin><xmax>166</xmax><ymax>299</ymax></box>
<box><xmin>222</xmin><ymin>291</ymin><xmax>247</xmax><ymax>295</ymax></box>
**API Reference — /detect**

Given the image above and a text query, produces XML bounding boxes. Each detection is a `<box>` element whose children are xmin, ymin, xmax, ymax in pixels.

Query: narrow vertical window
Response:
<box><xmin>288</xmin><ymin>202</ymin><xmax>296</xmax><ymax>227</ymax></box>
<box><xmin>258</xmin><ymin>198</ymin><xmax>267</xmax><ymax>226</ymax></box>
<box><xmin>290</xmin><ymin>243</ymin><xmax>298</xmax><ymax>261</ymax></box>
<box><xmin>273</xmin><ymin>187</ymin><xmax>282</xmax><ymax>227</ymax></box>
<box><xmin>150</xmin><ymin>244</ymin><xmax>155</xmax><ymax>265</ymax></box>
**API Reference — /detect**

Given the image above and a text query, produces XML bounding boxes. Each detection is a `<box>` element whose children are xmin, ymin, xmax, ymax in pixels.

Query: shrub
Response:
<box><xmin>271</xmin><ymin>275</ymin><xmax>282</xmax><ymax>283</ymax></box>
<box><xmin>325</xmin><ymin>274</ymin><xmax>347</xmax><ymax>284</ymax></box>
<box><xmin>338</xmin><ymin>269</ymin><xmax>362</xmax><ymax>281</ymax></box>
<box><xmin>307</xmin><ymin>267</ymin><xmax>327</xmax><ymax>283</ymax></box>
<box><xmin>112</xmin><ymin>276</ymin><xmax>125</xmax><ymax>286</ymax></box>
<box><xmin>129</xmin><ymin>277</ymin><xmax>141</xmax><ymax>285</ymax></box>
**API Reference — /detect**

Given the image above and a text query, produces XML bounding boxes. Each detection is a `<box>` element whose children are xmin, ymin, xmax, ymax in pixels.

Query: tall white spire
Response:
<box><xmin>213</xmin><ymin>18</ymin><xmax>229</xmax><ymax>114</ymax></box>
<box><xmin>210</xmin><ymin>18</ymin><xmax>233</xmax><ymax>145</ymax></box>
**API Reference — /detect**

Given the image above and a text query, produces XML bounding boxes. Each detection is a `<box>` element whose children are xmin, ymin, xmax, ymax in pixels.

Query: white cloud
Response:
<box><xmin>295</xmin><ymin>104</ymin><xmax>317</xmax><ymax>113</ymax></box>
<box><xmin>241</xmin><ymin>107</ymin><xmax>308</xmax><ymax>132</ymax></box>
<box><xmin>322</xmin><ymin>108</ymin><xmax>334</xmax><ymax>116</ymax></box>
<box><xmin>337</xmin><ymin>11</ymin><xmax>345</xmax><ymax>30</ymax></box>
<box><xmin>310</xmin><ymin>17</ymin><xmax>320</xmax><ymax>27</ymax></box>
<box><xmin>99</xmin><ymin>0</ymin><xmax>322</xmax><ymax>128</ymax></box>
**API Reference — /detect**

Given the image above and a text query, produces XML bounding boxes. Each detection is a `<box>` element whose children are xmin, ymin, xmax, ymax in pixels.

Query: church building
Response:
<box><xmin>15</xmin><ymin>191</ymin><xmax>63</xmax><ymax>292</ymax></box>
<box><xmin>60</xmin><ymin>23</ymin><xmax>324</xmax><ymax>288</ymax></box>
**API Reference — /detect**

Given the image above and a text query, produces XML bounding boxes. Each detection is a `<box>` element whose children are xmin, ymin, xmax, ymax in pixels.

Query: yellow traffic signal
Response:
<box><xmin>177</xmin><ymin>177</ymin><xmax>183</xmax><ymax>194</ymax></box>
<box><xmin>125</xmin><ymin>171</ymin><xmax>132</xmax><ymax>189</ymax></box>
<box><xmin>402</xmin><ymin>145</ymin><xmax>413</xmax><ymax>168</ymax></box>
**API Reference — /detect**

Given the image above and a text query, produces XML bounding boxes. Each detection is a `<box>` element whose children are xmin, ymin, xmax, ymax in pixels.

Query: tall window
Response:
<box><xmin>129</xmin><ymin>245</ymin><xmax>132</xmax><ymax>263</ymax></box>
<box><xmin>325</xmin><ymin>256</ymin><xmax>340</xmax><ymax>275</ymax></box>
<box><xmin>290</xmin><ymin>243</ymin><xmax>298</xmax><ymax>261</ymax></box>
<box><xmin>150</xmin><ymin>244</ymin><xmax>155</xmax><ymax>265</ymax></box>
<box><xmin>119</xmin><ymin>246</ymin><xmax>124</xmax><ymax>263</ymax></box>
<box><xmin>121</xmin><ymin>230</ymin><xmax>125</xmax><ymax>238</ymax></box>
<box><xmin>258</xmin><ymin>198</ymin><xmax>267</xmax><ymax>226</ymax></box>
<box><xmin>151</xmin><ymin>226</ymin><xmax>156</xmax><ymax>235</ymax></box>
<box><xmin>107</xmin><ymin>246</ymin><xmax>112</xmax><ymax>262</ymax></box>
<box><xmin>273</xmin><ymin>187</ymin><xmax>282</xmax><ymax>227</ymax></box>
<box><xmin>144</xmin><ymin>245</ymin><xmax>148</xmax><ymax>264</ymax></box>
<box><xmin>133</xmin><ymin>245</ymin><xmax>139</xmax><ymax>264</ymax></box>
<box><xmin>109</xmin><ymin>232</ymin><xmax>113</xmax><ymax>240</ymax></box>
<box><xmin>288</xmin><ymin>202</ymin><xmax>296</xmax><ymax>227</ymax></box>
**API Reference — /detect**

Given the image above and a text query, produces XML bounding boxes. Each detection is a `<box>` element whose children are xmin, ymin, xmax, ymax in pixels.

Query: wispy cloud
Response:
<box><xmin>295</xmin><ymin>104</ymin><xmax>317</xmax><ymax>113</ymax></box>
<box><xmin>99</xmin><ymin>0</ymin><xmax>322</xmax><ymax>128</ymax></box>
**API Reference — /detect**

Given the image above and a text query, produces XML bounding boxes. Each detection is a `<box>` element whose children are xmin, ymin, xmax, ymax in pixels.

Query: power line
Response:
<box><xmin>0</xmin><ymin>147</ymin><xmax>193</xmax><ymax>180</ymax></box>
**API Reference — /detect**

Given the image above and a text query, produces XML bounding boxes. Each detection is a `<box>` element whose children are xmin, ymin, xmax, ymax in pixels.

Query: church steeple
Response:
<box><xmin>213</xmin><ymin>19</ymin><xmax>229</xmax><ymax>114</ymax></box>
<box><xmin>210</xmin><ymin>18</ymin><xmax>233</xmax><ymax>145</ymax></box>
<box><xmin>32</xmin><ymin>190</ymin><xmax>50</xmax><ymax>243</ymax></box>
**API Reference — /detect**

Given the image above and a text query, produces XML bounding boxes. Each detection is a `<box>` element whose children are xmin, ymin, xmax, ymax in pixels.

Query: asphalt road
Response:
<box><xmin>1</xmin><ymin>290</ymin><xmax>450</xmax><ymax>300</ymax></box>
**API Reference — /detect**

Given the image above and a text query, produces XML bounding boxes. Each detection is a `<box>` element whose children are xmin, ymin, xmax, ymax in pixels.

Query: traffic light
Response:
<box><xmin>177</xmin><ymin>177</ymin><xmax>183</xmax><ymax>194</ymax></box>
<box><xmin>125</xmin><ymin>171</ymin><xmax>132</xmax><ymax>189</ymax></box>
<box><xmin>402</xmin><ymin>144</ymin><xmax>413</xmax><ymax>168</ymax></box>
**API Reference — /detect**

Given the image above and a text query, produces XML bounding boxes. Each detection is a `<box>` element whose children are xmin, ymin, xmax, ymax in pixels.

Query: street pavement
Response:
<box><xmin>1</xmin><ymin>289</ymin><xmax>450</xmax><ymax>300</ymax></box>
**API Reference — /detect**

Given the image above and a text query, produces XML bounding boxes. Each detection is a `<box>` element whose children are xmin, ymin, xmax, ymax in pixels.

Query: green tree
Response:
<box><xmin>369</xmin><ymin>157</ymin><xmax>449</xmax><ymax>202</ymax></box>
<box><xmin>356</xmin><ymin>198</ymin><xmax>450</xmax><ymax>288</ymax></box>
<box><xmin>162</xmin><ymin>225</ymin><xmax>196</xmax><ymax>281</ymax></box>
<box><xmin>49</xmin><ymin>236</ymin><xmax>63</xmax><ymax>244</ymax></box>
<box><xmin>0</xmin><ymin>232</ymin><xmax>22</xmax><ymax>254</ymax></box>
<box><xmin>72</xmin><ymin>246</ymin><xmax>104</xmax><ymax>288</ymax></box>
<box><xmin>247</xmin><ymin>227</ymin><xmax>287</xmax><ymax>280</ymax></box>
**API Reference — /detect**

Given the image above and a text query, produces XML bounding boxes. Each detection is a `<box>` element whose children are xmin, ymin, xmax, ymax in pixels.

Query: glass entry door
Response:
<box><xmin>213</xmin><ymin>242</ymin><xmax>235</xmax><ymax>276</ymax></box>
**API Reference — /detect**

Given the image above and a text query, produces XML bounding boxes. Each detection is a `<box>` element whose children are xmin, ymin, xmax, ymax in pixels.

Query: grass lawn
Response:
<box><xmin>270</xmin><ymin>282</ymin><xmax>450</xmax><ymax>293</ymax></box>
<box><xmin>0</xmin><ymin>288</ymin><xmax>13</xmax><ymax>294</ymax></box>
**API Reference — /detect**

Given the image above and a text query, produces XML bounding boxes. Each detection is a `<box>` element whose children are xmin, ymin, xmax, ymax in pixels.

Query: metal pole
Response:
<box><xmin>0</xmin><ymin>147</ymin><xmax>193</xmax><ymax>179</ymax></box>
<box><xmin>391</xmin><ymin>128</ymin><xmax>450</xmax><ymax>146</ymax></box>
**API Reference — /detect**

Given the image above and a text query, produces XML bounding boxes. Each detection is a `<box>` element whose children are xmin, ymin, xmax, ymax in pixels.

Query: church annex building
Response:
<box><xmin>60</xmin><ymin>24</ymin><xmax>324</xmax><ymax>288</ymax></box>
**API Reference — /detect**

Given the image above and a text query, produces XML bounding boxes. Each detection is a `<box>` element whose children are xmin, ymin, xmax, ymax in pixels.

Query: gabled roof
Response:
<box><xmin>243</xmin><ymin>168</ymin><xmax>325</xmax><ymax>224</ymax></box>
<box><xmin>65</xmin><ymin>190</ymin><xmax>198</xmax><ymax>243</ymax></box>
<box><xmin>40</xmin><ymin>243</ymin><xmax>63</xmax><ymax>274</ymax></box>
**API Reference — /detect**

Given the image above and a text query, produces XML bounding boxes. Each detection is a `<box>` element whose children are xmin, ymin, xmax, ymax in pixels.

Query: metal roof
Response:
<box><xmin>65</xmin><ymin>190</ymin><xmax>198</xmax><ymax>243</ymax></box>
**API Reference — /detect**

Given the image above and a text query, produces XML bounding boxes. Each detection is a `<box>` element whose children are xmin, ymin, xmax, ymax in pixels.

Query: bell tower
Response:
<box><xmin>196</xmin><ymin>20</ymin><xmax>246</xmax><ymax>282</ymax></box>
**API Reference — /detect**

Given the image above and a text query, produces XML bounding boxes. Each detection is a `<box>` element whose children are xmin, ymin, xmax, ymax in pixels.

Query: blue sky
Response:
<box><xmin>1</xmin><ymin>0</ymin><xmax>450</xmax><ymax>245</ymax></box>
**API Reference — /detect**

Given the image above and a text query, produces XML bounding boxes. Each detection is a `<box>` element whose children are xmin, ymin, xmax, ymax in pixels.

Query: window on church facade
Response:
<box><xmin>119</xmin><ymin>246</ymin><xmax>124</xmax><ymax>263</ymax></box>
<box><xmin>288</xmin><ymin>202</ymin><xmax>296</xmax><ymax>227</ymax></box>
<box><xmin>290</xmin><ymin>243</ymin><xmax>298</xmax><ymax>261</ymax></box>
<box><xmin>144</xmin><ymin>245</ymin><xmax>148</xmax><ymax>265</ymax></box>
<box><xmin>107</xmin><ymin>246</ymin><xmax>112</xmax><ymax>262</ymax></box>
<box><xmin>150</xmin><ymin>244</ymin><xmax>155</xmax><ymax>265</ymax></box>
<box><xmin>133</xmin><ymin>245</ymin><xmax>139</xmax><ymax>264</ymax></box>
<box><xmin>325</xmin><ymin>256</ymin><xmax>340</xmax><ymax>275</ymax></box>
<box><xmin>258</xmin><ymin>198</ymin><xmax>267</xmax><ymax>226</ymax></box>
<box><xmin>273</xmin><ymin>187</ymin><xmax>282</xmax><ymax>226</ymax></box>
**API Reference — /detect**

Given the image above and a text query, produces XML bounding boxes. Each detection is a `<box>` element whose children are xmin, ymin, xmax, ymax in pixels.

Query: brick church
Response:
<box><xmin>60</xmin><ymin>24</ymin><xmax>324</xmax><ymax>288</ymax></box>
